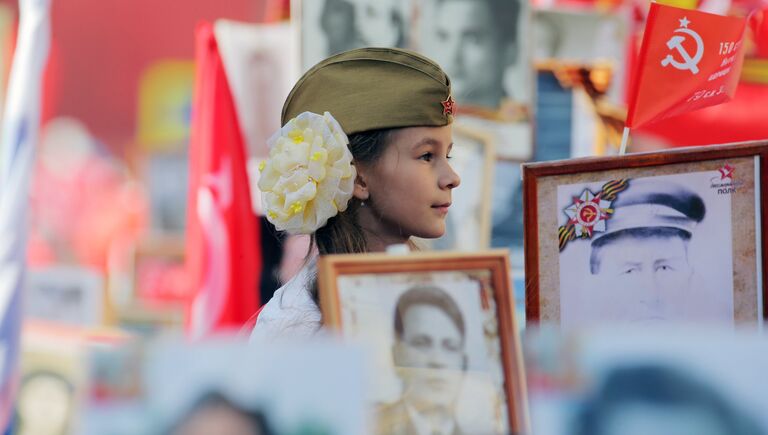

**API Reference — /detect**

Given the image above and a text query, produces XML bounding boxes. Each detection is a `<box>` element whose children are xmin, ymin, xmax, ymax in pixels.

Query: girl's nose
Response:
<box><xmin>440</xmin><ymin>160</ymin><xmax>461</xmax><ymax>190</ymax></box>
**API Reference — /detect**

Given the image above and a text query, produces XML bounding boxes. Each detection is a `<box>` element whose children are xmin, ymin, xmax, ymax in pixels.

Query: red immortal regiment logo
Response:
<box><xmin>711</xmin><ymin>163</ymin><xmax>741</xmax><ymax>195</ymax></box>
<box><xmin>718</xmin><ymin>163</ymin><xmax>734</xmax><ymax>180</ymax></box>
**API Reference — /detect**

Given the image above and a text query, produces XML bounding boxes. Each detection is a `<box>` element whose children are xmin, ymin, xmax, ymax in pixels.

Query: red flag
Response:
<box><xmin>626</xmin><ymin>3</ymin><xmax>748</xmax><ymax>128</ymax></box>
<box><xmin>186</xmin><ymin>22</ymin><xmax>261</xmax><ymax>338</ymax></box>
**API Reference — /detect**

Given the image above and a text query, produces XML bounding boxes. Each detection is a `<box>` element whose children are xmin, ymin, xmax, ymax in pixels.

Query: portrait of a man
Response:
<box><xmin>377</xmin><ymin>285</ymin><xmax>468</xmax><ymax>435</ymax></box>
<box><xmin>421</xmin><ymin>0</ymin><xmax>522</xmax><ymax>109</ymax></box>
<box><xmin>574</xmin><ymin>364</ymin><xmax>766</xmax><ymax>435</ymax></box>
<box><xmin>304</xmin><ymin>0</ymin><xmax>408</xmax><ymax>68</ymax></box>
<box><xmin>328</xmin><ymin>260</ymin><xmax>524</xmax><ymax>433</ymax></box>
<box><xmin>588</xmin><ymin>180</ymin><xmax>705</xmax><ymax>323</ymax></box>
<box><xmin>558</xmin><ymin>173</ymin><xmax>735</xmax><ymax>327</ymax></box>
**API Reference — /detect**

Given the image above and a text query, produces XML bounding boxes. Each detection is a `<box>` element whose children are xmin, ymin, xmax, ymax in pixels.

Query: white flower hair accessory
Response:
<box><xmin>258</xmin><ymin>111</ymin><xmax>356</xmax><ymax>234</ymax></box>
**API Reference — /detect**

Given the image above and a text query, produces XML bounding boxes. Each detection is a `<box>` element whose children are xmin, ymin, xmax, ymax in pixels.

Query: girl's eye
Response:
<box><xmin>420</xmin><ymin>152</ymin><xmax>433</xmax><ymax>162</ymax></box>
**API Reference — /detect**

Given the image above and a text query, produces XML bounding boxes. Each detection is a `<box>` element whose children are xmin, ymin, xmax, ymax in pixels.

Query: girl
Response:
<box><xmin>251</xmin><ymin>47</ymin><xmax>460</xmax><ymax>340</ymax></box>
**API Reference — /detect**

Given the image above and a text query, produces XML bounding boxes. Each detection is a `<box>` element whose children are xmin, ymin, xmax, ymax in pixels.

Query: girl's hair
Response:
<box><xmin>305</xmin><ymin>127</ymin><xmax>395</xmax><ymax>303</ymax></box>
<box><xmin>310</xmin><ymin>127</ymin><xmax>394</xmax><ymax>256</ymax></box>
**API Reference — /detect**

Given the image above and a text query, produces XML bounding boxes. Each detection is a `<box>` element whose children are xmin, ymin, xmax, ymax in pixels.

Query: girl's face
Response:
<box><xmin>355</xmin><ymin>125</ymin><xmax>460</xmax><ymax>246</ymax></box>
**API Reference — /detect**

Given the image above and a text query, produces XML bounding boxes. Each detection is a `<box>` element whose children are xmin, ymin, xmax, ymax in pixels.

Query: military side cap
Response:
<box><xmin>593</xmin><ymin>178</ymin><xmax>706</xmax><ymax>243</ymax></box>
<box><xmin>281</xmin><ymin>47</ymin><xmax>454</xmax><ymax>135</ymax></box>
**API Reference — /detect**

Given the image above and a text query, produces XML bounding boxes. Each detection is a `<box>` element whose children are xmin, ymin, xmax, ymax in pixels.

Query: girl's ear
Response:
<box><xmin>353</xmin><ymin>164</ymin><xmax>370</xmax><ymax>201</ymax></box>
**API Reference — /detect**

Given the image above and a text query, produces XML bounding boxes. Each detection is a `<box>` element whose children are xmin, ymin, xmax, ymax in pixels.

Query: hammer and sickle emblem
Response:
<box><xmin>581</xmin><ymin>206</ymin><xmax>597</xmax><ymax>221</ymax></box>
<box><xmin>661</xmin><ymin>27</ymin><xmax>704</xmax><ymax>74</ymax></box>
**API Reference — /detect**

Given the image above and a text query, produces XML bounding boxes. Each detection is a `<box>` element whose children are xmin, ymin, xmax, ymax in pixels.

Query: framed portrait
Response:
<box><xmin>318</xmin><ymin>250</ymin><xmax>529</xmax><ymax>434</ymax></box>
<box><xmin>143</xmin><ymin>338</ymin><xmax>367</xmax><ymax>435</ymax></box>
<box><xmin>214</xmin><ymin>20</ymin><xmax>299</xmax><ymax>158</ymax></box>
<box><xmin>533</xmin><ymin>61</ymin><xmax>620</xmax><ymax>158</ymax></box>
<box><xmin>532</xmin><ymin>8</ymin><xmax>629</xmax><ymax>104</ymax></box>
<box><xmin>523</xmin><ymin>141</ymin><xmax>768</xmax><ymax>327</ymax></box>
<box><xmin>19</xmin><ymin>329</ymin><xmax>84</xmax><ymax>435</ymax></box>
<box><xmin>26</xmin><ymin>266</ymin><xmax>105</xmax><ymax>326</ymax></box>
<box><xmin>107</xmin><ymin>236</ymin><xmax>186</xmax><ymax>335</ymax></box>
<box><xmin>143</xmin><ymin>152</ymin><xmax>188</xmax><ymax>235</ymax></box>
<box><xmin>417</xmin><ymin>0</ymin><xmax>533</xmax><ymax>160</ymax></box>
<box><xmin>132</xmin><ymin>236</ymin><xmax>187</xmax><ymax>304</ymax></box>
<box><xmin>296</xmin><ymin>0</ymin><xmax>413</xmax><ymax>69</ymax></box>
<box><xmin>525</xmin><ymin>328</ymin><xmax>768</xmax><ymax>435</ymax></box>
<box><xmin>418</xmin><ymin>124</ymin><xmax>495</xmax><ymax>251</ymax></box>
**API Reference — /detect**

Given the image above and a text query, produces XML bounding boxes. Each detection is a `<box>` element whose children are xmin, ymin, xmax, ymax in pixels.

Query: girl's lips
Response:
<box><xmin>432</xmin><ymin>203</ymin><xmax>451</xmax><ymax>214</ymax></box>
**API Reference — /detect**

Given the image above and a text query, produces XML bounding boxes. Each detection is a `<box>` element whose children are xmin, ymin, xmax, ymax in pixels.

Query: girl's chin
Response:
<box><xmin>413</xmin><ymin>225</ymin><xmax>446</xmax><ymax>240</ymax></box>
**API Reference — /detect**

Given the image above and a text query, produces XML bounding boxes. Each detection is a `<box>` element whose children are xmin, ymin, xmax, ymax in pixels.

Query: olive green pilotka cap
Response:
<box><xmin>281</xmin><ymin>47</ymin><xmax>455</xmax><ymax>135</ymax></box>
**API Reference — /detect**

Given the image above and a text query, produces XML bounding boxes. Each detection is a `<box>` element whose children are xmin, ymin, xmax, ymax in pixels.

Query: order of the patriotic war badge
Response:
<box><xmin>558</xmin><ymin>179</ymin><xmax>629</xmax><ymax>251</ymax></box>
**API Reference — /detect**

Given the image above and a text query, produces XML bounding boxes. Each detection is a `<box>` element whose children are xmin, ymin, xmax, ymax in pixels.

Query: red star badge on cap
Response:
<box><xmin>441</xmin><ymin>95</ymin><xmax>455</xmax><ymax>116</ymax></box>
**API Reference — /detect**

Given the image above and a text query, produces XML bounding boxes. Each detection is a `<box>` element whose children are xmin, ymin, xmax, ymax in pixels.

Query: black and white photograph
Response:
<box><xmin>291</xmin><ymin>0</ymin><xmax>532</xmax><ymax>107</ymax></box>
<box><xmin>337</xmin><ymin>271</ymin><xmax>509</xmax><ymax>434</ymax></box>
<box><xmin>319</xmin><ymin>251</ymin><xmax>528</xmax><ymax>434</ymax></box>
<box><xmin>418</xmin><ymin>0</ymin><xmax>533</xmax><ymax>160</ymax></box>
<box><xmin>299</xmin><ymin>0</ymin><xmax>533</xmax><ymax>159</ymax></box>
<box><xmin>299</xmin><ymin>0</ymin><xmax>411</xmax><ymax>69</ymax></box>
<box><xmin>419</xmin><ymin>0</ymin><xmax>528</xmax><ymax>109</ymax></box>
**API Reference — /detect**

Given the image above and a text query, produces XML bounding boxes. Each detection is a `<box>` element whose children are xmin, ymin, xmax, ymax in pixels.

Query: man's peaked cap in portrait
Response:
<box><xmin>594</xmin><ymin>178</ymin><xmax>706</xmax><ymax>243</ymax></box>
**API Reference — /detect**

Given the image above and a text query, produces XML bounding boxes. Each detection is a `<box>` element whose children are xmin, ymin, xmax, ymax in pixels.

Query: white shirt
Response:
<box><xmin>249</xmin><ymin>258</ymin><xmax>322</xmax><ymax>343</ymax></box>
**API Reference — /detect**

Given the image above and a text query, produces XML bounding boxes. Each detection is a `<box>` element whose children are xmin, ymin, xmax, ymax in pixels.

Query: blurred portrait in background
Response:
<box><xmin>353</xmin><ymin>0</ymin><xmax>406</xmax><ymax>47</ymax></box>
<box><xmin>421</xmin><ymin>0</ymin><xmax>522</xmax><ymax>109</ymax></box>
<box><xmin>168</xmin><ymin>391</ymin><xmax>273</xmax><ymax>435</ymax></box>
<box><xmin>305</xmin><ymin>0</ymin><xmax>409</xmax><ymax>67</ymax></box>
<box><xmin>16</xmin><ymin>371</ymin><xmax>75</xmax><ymax>435</ymax></box>
<box><xmin>319</xmin><ymin>0</ymin><xmax>360</xmax><ymax>55</ymax></box>
<box><xmin>574</xmin><ymin>364</ymin><xmax>765</xmax><ymax>435</ymax></box>
<box><xmin>377</xmin><ymin>285</ymin><xmax>468</xmax><ymax>435</ymax></box>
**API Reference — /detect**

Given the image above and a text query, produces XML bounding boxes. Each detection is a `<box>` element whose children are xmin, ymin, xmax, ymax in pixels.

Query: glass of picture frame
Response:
<box><xmin>523</xmin><ymin>141</ymin><xmax>768</xmax><ymax>328</ymax></box>
<box><xmin>318</xmin><ymin>250</ymin><xmax>529</xmax><ymax>434</ymax></box>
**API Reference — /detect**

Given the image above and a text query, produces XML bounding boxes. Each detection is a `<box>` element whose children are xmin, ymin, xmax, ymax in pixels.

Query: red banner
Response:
<box><xmin>626</xmin><ymin>3</ymin><xmax>748</xmax><ymax>128</ymax></box>
<box><xmin>185</xmin><ymin>22</ymin><xmax>261</xmax><ymax>338</ymax></box>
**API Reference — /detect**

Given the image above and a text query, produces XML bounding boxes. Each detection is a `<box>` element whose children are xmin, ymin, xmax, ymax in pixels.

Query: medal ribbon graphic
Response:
<box><xmin>558</xmin><ymin>179</ymin><xmax>629</xmax><ymax>251</ymax></box>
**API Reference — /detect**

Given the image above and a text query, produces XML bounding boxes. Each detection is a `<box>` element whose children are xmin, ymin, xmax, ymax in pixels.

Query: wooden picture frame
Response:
<box><xmin>319</xmin><ymin>250</ymin><xmax>529</xmax><ymax>435</ymax></box>
<box><xmin>523</xmin><ymin>141</ymin><xmax>768</xmax><ymax>327</ymax></box>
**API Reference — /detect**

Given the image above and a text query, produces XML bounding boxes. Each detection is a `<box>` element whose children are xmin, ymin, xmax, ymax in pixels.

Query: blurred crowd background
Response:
<box><xmin>0</xmin><ymin>0</ymin><xmax>767</xmax><ymax>433</ymax></box>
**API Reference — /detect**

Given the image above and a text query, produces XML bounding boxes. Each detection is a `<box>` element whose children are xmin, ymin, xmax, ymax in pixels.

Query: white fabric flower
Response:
<box><xmin>258</xmin><ymin>112</ymin><xmax>356</xmax><ymax>234</ymax></box>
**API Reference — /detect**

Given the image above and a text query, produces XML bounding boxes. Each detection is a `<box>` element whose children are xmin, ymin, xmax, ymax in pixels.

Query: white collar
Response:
<box><xmin>404</xmin><ymin>400</ymin><xmax>457</xmax><ymax>435</ymax></box>
<box><xmin>249</xmin><ymin>257</ymin><xmax>321</xmax><ymax>343</ymax></box>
